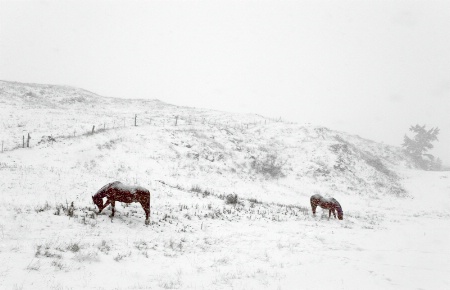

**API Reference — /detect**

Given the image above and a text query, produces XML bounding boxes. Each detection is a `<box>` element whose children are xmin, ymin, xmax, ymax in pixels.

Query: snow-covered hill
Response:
<box><xmin>1</xmin><ymin>81</ymin><xmax>448</xmax><ymax>290</ymax></box>
<box><xmin>0</xmin><ymin>80</ymin><xmax>414</xmax><ymax>200</ymax></box>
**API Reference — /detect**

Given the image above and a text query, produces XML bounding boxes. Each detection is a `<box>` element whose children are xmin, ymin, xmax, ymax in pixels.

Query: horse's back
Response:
<box><xmin>310</xmin><ymin>194</ymin><xmax>335</xmax><ymax>209</ymax></box>
<box><xmin>107</xmin><ymin>183</ymin><xmax>150</xmax><ymax>203</ymax></box>
<box><xmin>112</xmin><ymin>183</ymin><xmax>150</xmax><ymax>195</ymax></box>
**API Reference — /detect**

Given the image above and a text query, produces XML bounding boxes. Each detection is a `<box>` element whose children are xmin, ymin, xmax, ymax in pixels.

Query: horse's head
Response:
<box><xmin>329</xmin><ymin>198</ymin><xmax>343</xmax><ymax>220</ymax></box>
<box><xmin>336</xmin><ymin>207</ymin><xmax>344</xmax><ymax>220</ymax></box>
<box><xmin>92</xmin><ymin>195</ymin><xmax>103</xmax><ymax>211</ymax></box>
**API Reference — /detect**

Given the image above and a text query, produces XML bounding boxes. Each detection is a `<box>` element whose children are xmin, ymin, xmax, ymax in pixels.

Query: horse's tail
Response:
<box><xmin>144</xmin><ymin>188</ymin><xmax>151</xmax><ymax>224</ymax></box>
<box><xmin>139</xmin><ymin>187</ymin><xmax>151</xmax><ymax>215</ymax></box>
<box><xmin>146</xmin><ymin>188</ymin><xmax>151</xmax><ymax>208</ymax></box>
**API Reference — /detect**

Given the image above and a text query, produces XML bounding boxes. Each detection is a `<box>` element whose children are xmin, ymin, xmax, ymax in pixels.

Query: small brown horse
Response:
<box><xmin>92</xmin><ymin>181</ymin><xmax>151</xmax><ymax>225</ymax></box>
<box><xmin>310</xmin><ymin>194</ymin><xmax>343</xmax><ymax>220</ymax></box>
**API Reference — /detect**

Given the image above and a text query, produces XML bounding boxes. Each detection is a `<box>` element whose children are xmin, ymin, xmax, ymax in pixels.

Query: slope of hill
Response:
<box><xmin>0</xmin><ymin>80</ymin><xmax>414</xmax><ymax>201</ymax></box>
<box><xmin>1</xmin><ymin>81</ymin><xmax>447</xmax><ymax>290</ymax></box>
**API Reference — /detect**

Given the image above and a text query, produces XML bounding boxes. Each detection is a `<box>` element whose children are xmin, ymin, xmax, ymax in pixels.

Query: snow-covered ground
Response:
<box><xmin>1</xmin><ymin>81</ymin><xmax>449</xmax><ymax>289</ymax></box>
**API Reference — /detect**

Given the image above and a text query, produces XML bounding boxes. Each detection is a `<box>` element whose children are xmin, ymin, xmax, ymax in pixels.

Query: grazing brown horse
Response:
<box><xmin>92</xmin><ymin>181</ymin><xmax>151</xmax><ymax>225</ymax></box>
<box><xmin>310</xmin><ymin>194</ymin><xmax>343</xmax><ymax>220</ymax></box>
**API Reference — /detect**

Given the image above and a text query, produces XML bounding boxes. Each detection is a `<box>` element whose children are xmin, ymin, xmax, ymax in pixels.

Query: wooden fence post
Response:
<box><xmin>135</xmin><ymin>114</ymin><xmax>137</xmax><ymax>126</ymax></box>
<box><xmin>27</xmin><ymin>133</ymin><xmax>31</xmax><ymax>148</ymax></box>
<box><xmin>175</xmin><ymin>116</ymin><xmax>178</xmax><ymax>126</ymax></box>
<box><xmin>23</xmin><ymin>136</ymin><xmax>25</xmax><ymax>148</ymax></box>
<box><xmin>92</xmin><ymin>125</ymin><xmax>95</xmax><ymax>134</ymax></box>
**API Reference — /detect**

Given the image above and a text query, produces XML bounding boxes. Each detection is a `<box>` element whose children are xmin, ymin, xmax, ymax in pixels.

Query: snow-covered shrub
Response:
<box><xmin>35</xmin><ymin>201</ymin><xmax>51</xmax><ymax>213</ymax></box>
<box><xmin>190</xmin><ymin>185</ymin><xmax>202</xmax><ymax>193</ymax></box>
<box><xmin>248</xmin><ymin>198</ymin><xmax>261</xmax><ymax>204</ymax></box>
<box><xmin>158</xmin><ymin>274</ymin><xmax>182</xmax><ymax>289</ymax></box>
<box><xmin>54</xmin><ymin>204</ymin><xmax>62</xmax><ymax>215</ymax></box>
<box><xmin>364</xmin><ymin>156</ymin><xmax>394</xmax><ymax>177</ymax></box>
<box><xmin>67</xmin><ymin>243</ymin><xmax>80</xmax><ymax>253</ymax></box>
<box><xmin>250</xmin><ymin>152</ymin><xmax>286</xmax><ymax>178</ymax></box>
<box><xmin>114</xmin><ymin>251</ymin><xmax>131</xmax><ymax>262</ymax></box>
<box><xmin>26</xmin><ymin>260</ymin><xmax>40</xmax><ymax>271</ymax></box>
<box><xmin>51</xmin><ymin>260</ymin><xmax>64</xmax><ymax>270</ymax></box>
<box><xmin>54</xmin><ymin>202</ymin><xmax>75</xmax><ymax>217</ymax></box>
<box><xmin>35</xmin><ymin>243</ymin><xmax>62</xmax><ymax>259</ymax></box>
<box><xmin>74</xmin><ymin>249</ymin><xmax>99</xmax><ymax>262</ymax></box>
<box><xmin>202</xmin><ymin>189</ymin><xmax>213</xmax><ymax>198</ymax></box>
<box><xmin>190</xmin><ymin>185</ymin><xmax>213</xmax><ymax>197</ymax></box>
<box><xmin>225</xmin><ymin>194</ymin><xmax>238</xmax><ymax>205</ymax></box>
<box><xmin>98</xmin><ymin>240</ymin><xmax>111</xmax><ymax>254</ymax></box>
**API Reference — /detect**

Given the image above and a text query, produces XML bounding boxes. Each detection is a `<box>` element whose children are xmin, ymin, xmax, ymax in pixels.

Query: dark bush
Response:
<box><xmin>225</xmin><ymin>194</ymin><xmax>238</xmax><ymax>205</ymax></box>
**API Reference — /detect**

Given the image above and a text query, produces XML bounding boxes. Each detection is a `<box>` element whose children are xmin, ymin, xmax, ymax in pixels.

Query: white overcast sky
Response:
<box><xmin>1</xmin><ymin>0</ymin><xmax>449</xmax><ymax>165</ymax></box>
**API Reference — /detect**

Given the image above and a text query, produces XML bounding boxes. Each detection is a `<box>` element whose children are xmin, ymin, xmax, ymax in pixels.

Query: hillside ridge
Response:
<box><xmin>0</xmin><ymin>80</ymin><xmax>415</xmax><ymax>199</ymax></box>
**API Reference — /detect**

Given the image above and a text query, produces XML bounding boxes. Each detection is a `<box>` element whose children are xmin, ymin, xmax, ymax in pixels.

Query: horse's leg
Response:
<box><xmin>328</xmin><ymin>209</ymin><xmax>332</xmax><ymax>220</ymax></box>
<box><xmin>310</xmin><ymin>200</ymin><xmax>317</xmax><ymax>215</ymax></box>
<box><xmin>331</xmin><ymin>209</ymin><xmax>336</xmax><ymax>219</ymax></box>
<box><xmin>140</xmin><ymin>201</ymin><xmax>150</xmax><ymax>225</ymax></box>
<box><xmin>109</xmin><ymin>200</ymin><xmax>116</xmax><ymax>218</ymax></box>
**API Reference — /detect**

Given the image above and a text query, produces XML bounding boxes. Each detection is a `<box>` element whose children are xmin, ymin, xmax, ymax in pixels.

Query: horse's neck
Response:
<box><xmin>329</xmin><ymin>198</ymin><xmax>340</xmax><ymax>206</ymax></box>
<box><xmin>95</xmin><ymin>181</ymin><xmax>121</xmax><ymax>198</ymax></box>
<box><xmin>93</xmin><ymin>188</ymin><xmax>107</xmax><ymax>199</ymax></box>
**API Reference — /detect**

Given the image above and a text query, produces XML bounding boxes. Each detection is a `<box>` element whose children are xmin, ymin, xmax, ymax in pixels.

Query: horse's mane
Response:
<box><xmin>311</xmin><ymin>194</ymin><xmax>323</xmax><ymax>200</ymax></box>
<box><xmin>93</xmin><ymin>181</ymin><xmax>122</xmax><ymax>197</ymax></box>
<box><xmin>330</xmin><ymin>198</ymin><xmax>343</xmax><ymax>214</ymax></box>
<box><xmin>330</xmin><ymin>197</ymin><xmax>341</xmax><ymax>205</ymax></box>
